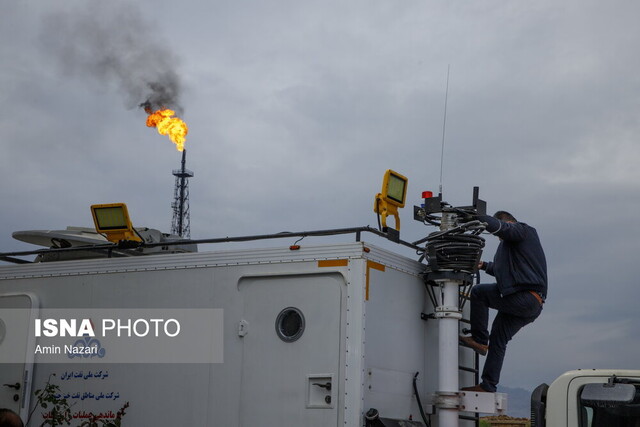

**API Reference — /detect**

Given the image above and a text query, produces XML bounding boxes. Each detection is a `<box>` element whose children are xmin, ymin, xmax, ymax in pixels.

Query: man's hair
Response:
<box><xmin>0</xmin><ymin>409</ymin><xmax>23</xmax><ymax>427</ymax></box>
<box><xmin>493</xmin><ymin>211</ymin><xmax>517</xmax><ymax>222</ymax></box>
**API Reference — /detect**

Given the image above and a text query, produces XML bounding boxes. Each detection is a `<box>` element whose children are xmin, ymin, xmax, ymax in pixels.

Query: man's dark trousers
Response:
<box><xmin>470</xmin><ymin>283</ymin><xmax>543</xmax><ymax>392</ymax></box>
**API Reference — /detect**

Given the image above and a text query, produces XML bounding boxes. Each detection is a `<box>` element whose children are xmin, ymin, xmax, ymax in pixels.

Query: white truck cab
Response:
<box><xmin>531</xmin><ymin>369</ymin><xmax>640</xmax><ymax>427</ymax></box>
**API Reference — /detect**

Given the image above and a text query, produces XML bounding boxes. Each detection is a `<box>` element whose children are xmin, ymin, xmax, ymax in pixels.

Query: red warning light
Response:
<box><xmin>422</xmin><ymin>191</ymin><xmax>433</xmax><ymax>198</ymax></box>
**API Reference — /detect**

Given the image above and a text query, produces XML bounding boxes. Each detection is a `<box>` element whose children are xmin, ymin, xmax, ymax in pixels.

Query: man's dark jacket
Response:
<box><xmin>477</xmin><ymin>215</ymin><xmax>548</xmax><ymax>298</ymax></box>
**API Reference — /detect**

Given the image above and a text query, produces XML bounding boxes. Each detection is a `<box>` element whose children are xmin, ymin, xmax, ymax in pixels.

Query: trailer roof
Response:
<box><xmin>0</xmin><ymin>241</ymin><xmax>425</xmax><ymax>280</ymax></box>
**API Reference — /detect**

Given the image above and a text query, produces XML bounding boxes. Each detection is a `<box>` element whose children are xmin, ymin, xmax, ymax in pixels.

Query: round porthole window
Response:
<box><xmin>275</xmin><ymin>307</ymin><xmax>305</xmax><ymax>342</ymax></box>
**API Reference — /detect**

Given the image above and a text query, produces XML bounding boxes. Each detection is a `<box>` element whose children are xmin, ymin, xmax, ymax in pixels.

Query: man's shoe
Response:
<box><xmin>459</xmin><ymin>335</ymin><xmax>488</xmax><ymax>356</ymax></box>
<box><xmin>461</xmin><ymin>384</ymin><xmax>489</xmax><ymax>392</ymax></box>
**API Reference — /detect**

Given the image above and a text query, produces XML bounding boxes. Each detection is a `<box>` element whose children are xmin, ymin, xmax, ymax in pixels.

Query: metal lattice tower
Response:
<box><xmin>171</xmin><ymin>149</ymin><xmax>194</xmax><ymax>238</ymax></box>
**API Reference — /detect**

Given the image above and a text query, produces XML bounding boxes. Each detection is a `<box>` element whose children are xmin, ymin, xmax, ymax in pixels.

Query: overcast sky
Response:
<box><xmin>1</xmin><ymin>0</ymin><xmax>639</xmax><ymax>393</ymax></box>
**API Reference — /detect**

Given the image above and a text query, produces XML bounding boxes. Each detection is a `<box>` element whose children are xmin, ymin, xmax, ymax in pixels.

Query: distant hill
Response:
<box><xmin>496</xmin><ymin>385</ymin><xmax>531</xmax><ymax>419</ymax></box>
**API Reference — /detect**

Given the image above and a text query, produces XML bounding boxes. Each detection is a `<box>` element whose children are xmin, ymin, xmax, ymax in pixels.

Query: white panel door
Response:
<box><xmin>239</xmin><ymin>273</ymin><xmax>343</xmax><ymax>427</ymax></box>
<box><xmin>0</xmin><ymin>293</ymin><xmax>38</xmax><ymax>420</ymax></box>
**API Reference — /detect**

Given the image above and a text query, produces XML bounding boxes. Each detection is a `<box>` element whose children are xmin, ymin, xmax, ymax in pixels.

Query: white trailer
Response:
<box><xmin>0</xmin><ymin>237</ymin><xmax>496</xmax><ymax>426</ymax></box>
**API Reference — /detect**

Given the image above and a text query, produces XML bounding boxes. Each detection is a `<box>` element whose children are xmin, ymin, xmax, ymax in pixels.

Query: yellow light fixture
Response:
<box><xmin>90</xmin><ymin>203</ymin><xmax>142</xmax><ymax>243</ymax></box>
<box><xmin>373</xmin><ymin>169</ymin><xmax>408</xmax><ymax>231</ymax></box>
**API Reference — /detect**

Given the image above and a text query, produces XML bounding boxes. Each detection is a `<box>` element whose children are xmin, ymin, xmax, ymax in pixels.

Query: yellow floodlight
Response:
<box><xmin>90</xmin><ymin>203</ymin><xmax>142</xmax><ymax>243</ymax></box>
<box><xmin>373</xmin><ymin>169</ymin><xmax>408</xmax><ymax>231</ymax></box>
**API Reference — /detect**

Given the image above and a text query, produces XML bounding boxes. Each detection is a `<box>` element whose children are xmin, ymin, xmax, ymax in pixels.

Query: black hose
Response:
<box><xmin>413</xmin><ymin>372</ymin><xmax>431</xmax><ymax>427</ymax></box>
<box><xmin>375</xmin><ymin>197</ymin><xmax>382</xmax><ymax>231</ymax></box>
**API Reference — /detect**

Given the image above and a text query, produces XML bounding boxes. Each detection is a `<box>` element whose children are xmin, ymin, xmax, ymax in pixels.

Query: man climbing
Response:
<box><xmin>459</xmin><ymin>210</ymin><xmax>547</xmax><ymax>392</ymax></box>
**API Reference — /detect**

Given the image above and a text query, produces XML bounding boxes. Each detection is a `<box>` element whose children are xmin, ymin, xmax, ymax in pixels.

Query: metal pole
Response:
<box><xmin>435</xmin><ymin>212</ymin><xmax>462</xmax><ymax>427</ymax></box>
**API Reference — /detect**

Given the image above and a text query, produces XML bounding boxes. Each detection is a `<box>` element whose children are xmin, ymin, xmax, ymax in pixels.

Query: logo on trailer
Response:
<box><xmin>67</xmin><ymin>335</ymin><xmax>106</xmax><ymax>359</ymax></box>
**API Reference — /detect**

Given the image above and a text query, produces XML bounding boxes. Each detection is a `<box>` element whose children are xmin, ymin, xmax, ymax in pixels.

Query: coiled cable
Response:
<box><xmin>418</xmin><ymin>220</ymin><xmax>486</xmax><ymax>273</ymax></box>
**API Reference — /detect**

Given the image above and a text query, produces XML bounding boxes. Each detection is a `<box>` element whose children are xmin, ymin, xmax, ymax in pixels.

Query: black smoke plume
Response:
<box><xmin>40</xmin><ymin>2</ymin><xmax>183</xmax><ymax>114</ymax></box>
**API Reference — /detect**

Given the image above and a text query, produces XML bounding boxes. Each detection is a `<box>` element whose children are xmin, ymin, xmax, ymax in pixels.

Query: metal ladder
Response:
<box><xmin>459</xmin><ymin>287</ymin><xmax>481</xmax><ymax>427</ymax></box>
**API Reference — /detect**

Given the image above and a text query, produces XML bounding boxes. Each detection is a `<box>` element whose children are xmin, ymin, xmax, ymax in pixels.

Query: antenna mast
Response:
<box><xmin>439</xmin><ymin>65</ymin><xmax>450</xmax><ymax>197</ymax></box>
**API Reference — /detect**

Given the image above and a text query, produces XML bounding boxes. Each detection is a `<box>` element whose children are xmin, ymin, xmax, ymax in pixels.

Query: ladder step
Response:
<box><xmin>459</xmin><ymin>414</ymin><xmax>480</xmax><ymax>421</ymax></box>
<box><xmin>459</xmin><ymin>365</ymin><xmax>479</xmax><ymax>374</ymax></box>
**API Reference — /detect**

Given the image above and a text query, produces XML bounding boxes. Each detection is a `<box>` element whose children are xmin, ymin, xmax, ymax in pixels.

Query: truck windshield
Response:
<box><xmin>579</xmin><ymin>384</ymin><xmax>640</xmax><ymax>427</ymax></box>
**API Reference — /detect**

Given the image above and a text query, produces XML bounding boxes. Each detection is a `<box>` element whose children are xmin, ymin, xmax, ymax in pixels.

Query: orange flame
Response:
<box><xmin>145</xmin><ymin>108</ymin><xmax>188</xmax><ymax>151</ymax></box>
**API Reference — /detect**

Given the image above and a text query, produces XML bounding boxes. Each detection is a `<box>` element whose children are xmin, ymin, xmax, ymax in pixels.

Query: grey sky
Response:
<box><xmin>1</xmin><ymin>0</ymin><xmax>639</xmax><ymax>392</ymax></box>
